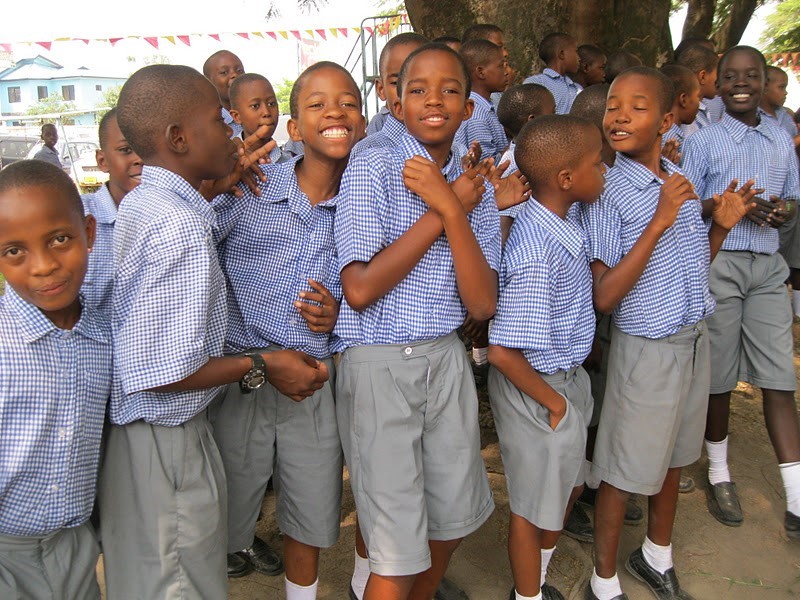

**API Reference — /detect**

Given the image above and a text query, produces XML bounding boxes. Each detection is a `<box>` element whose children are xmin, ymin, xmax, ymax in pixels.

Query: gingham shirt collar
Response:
<box><xmin>257</xmin><ymin>155</ymin><xmax>339</xmax><ymax>209</ymax></box>
<box><xmin>614</xmin><ymin>152</ymin><xmax>679</xmax><ymax>190</ymax></box>
<box><xmin>6</xmin><ymin>286</ymin><xmax>107</xmax><ymax>344</ymax></box>
<box><xmin>382</xmin><ymin>113</ymin><xmax>406</xmax><ymax>141</ymax></box>
<box><xmin>397</xmin><ymin>132</ymin><xmax>459</xmax><ymax>179</ymax></box>
<box><xmin>140</xmin><ymin>165</ymin><xmax>216</xmax><ymax>226</ymax></box>
<box><xmin>719</xmin><ymin>111</ymin><xmax>776</xmax><ymax>144</ymax></box>
<box><xmin>87</xmin><ymin>184</ymin><xmax>118</xmax><ymax>224</ymax></box>
<box><xmin>525</xmin><ymin>198</ymin><xmax>584</xmax><ymax>258</ymax></box>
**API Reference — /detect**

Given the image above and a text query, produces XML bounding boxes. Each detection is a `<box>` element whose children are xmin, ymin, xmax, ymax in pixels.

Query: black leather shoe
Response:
<box><xmin>785</xmin><ymin>511</ymin><xmax>800</xmax><ymax>539</ymax></box>
<box><xmin>226</xmin><ymin>552</ymin><xmax>253</xmax><ymax>578</ymax></box>
<box><xmin>625</xmin><ymin>547</ymin><xmax>694</xmax><ymax>599</ymax></box>
<box><xmin>583</xmin><ymin>582</ymin><xmax>629</xmax><ymax>600</ymax></box>
<box><xmin>508</xmin><ymin>583</ymin><xmax>565</xmax><ymax>600</ymax></box>
<box><xmin>678</xmin><ymin>475</ymin><xmax>695</xmax><ymax>494</ymax></box>
<box><xmin>234</xmin><ymin>535</ymin><xmax>284</xmax><ymax>576</ymax></box>
<box><xmin>564</xmin><ymin>502</ymin><xmax>593</xmax><ymax>543</ymax></box>
<box><xmin>624</xmin><ymin>497</ymin><xmax>644</xmax><ymax>525</ymax></box>
<box><xmin>435</xmin><ymin>577</ymin><xmax>469</xmax><ymax>600</ymax></box>
<box><xmin>706</xmin><ymin>481</ymin><xmax>743</xmax><ymax>527</ymax></box>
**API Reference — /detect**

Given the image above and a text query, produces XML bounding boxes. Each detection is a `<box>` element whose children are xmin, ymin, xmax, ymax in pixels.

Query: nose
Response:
<box><xmin>30</xmin><ymin>249</ymin><xmax>59</xmax><ymax>277</ymax></box>
<box><xmin>424</xmin><ymin>89</ymin><xmax>443</xmax><ymax>106</ymax></box>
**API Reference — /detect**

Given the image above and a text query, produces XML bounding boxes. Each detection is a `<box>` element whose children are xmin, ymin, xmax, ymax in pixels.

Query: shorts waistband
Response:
<box><xmin>0</xmin><ymin>527</ymin><xmax>65</xmax><ymax>550</ymax></box>
<box><xmin>342</xmin><ymin>332</ymin><xmax>460</xmax><ymax>363</ymax></box>
<box><xmin>538</xmin><ymin>365</ymin><xmax>582</xmax><ymax>383</ymax></box>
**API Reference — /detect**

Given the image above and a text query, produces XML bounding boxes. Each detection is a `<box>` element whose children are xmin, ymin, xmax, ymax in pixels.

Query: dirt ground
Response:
<box><xmin>100</xmin><ymin>326</ymin><xmax>800</xmax><ymax>600</ymax></box>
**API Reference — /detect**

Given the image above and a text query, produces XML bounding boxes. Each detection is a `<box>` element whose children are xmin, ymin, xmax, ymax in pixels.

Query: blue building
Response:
<box><xmin>0</xmin><ymin>55</ymin><xmax>126</xmax><ymax>126</ymax></box>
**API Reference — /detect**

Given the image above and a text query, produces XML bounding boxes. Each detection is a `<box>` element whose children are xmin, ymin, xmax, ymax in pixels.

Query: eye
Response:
<box><xmin>52</xmin><ymin>235</ymin><xmax>71</xmax><ymax>247</ymax></box>
<box><xmin>409</xmin><ymin>87</ymin><xmax>424</xmax><ymax>95</ymax></box>
<box><xmin>267</xmin><ymin>101</ymin><xmax>278</xmax><ymax>108</ymax></box>
<box><xmin>2</xmin><ymin>246</ymin><xmax>21</xmax><ymax>257</ymax></box>
<box><xmin>119</xmin><ymin>146</ymin><xmax>132</xmax><ymax>155</ymax></box>
<box><xmin>250</xmin><ymin>103</ymin><xmax>260</xmax><ymax>110</ymax></box>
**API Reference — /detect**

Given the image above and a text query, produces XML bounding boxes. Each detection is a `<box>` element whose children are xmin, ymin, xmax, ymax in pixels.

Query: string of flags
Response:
<box><xmin>0</xmin><ymin>14</ymin><xmax>410</xmax><ymax>53</ymax></box>
<box><xmin>769</xmin><ymin>52</ymin><xmax>800</xmax><ymax>71</ymax></box>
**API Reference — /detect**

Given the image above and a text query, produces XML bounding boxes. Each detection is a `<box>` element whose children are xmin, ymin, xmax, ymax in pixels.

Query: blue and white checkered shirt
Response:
<box><xmin>238</xmin><ymin>132</ymin><xmax>292</xmax><ymax>164</ymax></box>
<box><xmin>681</xmin><ymin>97</ymin><xmax>721</xmax><ymax>138</ymax></box>
<box><xmin>662</xmin><ymin>123</ymin><xmax>685</xmax><ymax>149</ymax></box>
<box><xmin>222</xmin><ymin>107</ymin><xmax>243</xmax><ymax>139</ymax></box>
<box><xmin>523</xmin><ymin>68</ymin><xmax>582</xmax><ymax>114</ymax></box>
<box><xmin>706</xmin><ymin>95</ymin><xmax>725</xmax><ymax>123</ymax></box>
<box><xmin>498</xmin><ymin>140</ymin><xmax>525</xmax><ymax>219</ymax></box>
<box><xmin>682</xmin><ymin>113</ymin><xmax>800</xmax><ymax>255</ymax></box>
<box><xmin>582</xmin><ymin>153</ymin><xmax>714</xmax><ymax>339</ymax></box>
<box><xmin>366</xmin><ymin>105</ymin><xmax>390</xmax><ymax>136</ymax></box>
<box><xmin>335</xmin><ymin>132</ymin><xmax>501</xmax><ymax>346</ymax></box>
<box><xmin>111</xmin><ymin>166</ymin><xmax>227</xmax><ymax>426</ymax></box>
<box><xmin>491</xmin><ymin>199</ymin><xmax>594</xmax><ymax>373</ymax></box>
<box><xmin>81</xmin><ymin>184</ymin><xmax>117</xmax><ymax>316</ymax></box>
<box><xmin>0</xmin><ymin>287</ymin><xmax>111</xmax><ymax>536</ymax></box>
<box><xmin>759</xmin><ymin>106</ymin><xmax>798</xmax><ymax>142</ymax></box>
<box><xmin>454</xmin><ymin>92</ymin><xmax>509</xmax><ymax>163</ymax></box>
<box><xmin>352</xmin><ymin>113</ymin><xmax>407</xmax><ymax>157</ymax></box>
<box><xmin>216</xmin><ymin>157</ymin><xmax>341</xmax><ymax>359</ymax></box>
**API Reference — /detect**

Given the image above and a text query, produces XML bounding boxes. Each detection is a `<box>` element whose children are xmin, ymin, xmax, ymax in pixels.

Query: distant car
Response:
<box><xmin>0</xmin><ymin>135</ymin><xmax>38</xmax><ymax>169</ymax></box>
<box><xmin>26</xmin><ymin>139</ymin><xmax>108</xmax><ymax>192</ymax></box>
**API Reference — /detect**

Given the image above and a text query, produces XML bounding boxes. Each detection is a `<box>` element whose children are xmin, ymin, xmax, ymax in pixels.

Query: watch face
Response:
<box><xmin>248</xmin><ymin>374</ymin><xmax>266</xmax><ymax>389</ymax></box>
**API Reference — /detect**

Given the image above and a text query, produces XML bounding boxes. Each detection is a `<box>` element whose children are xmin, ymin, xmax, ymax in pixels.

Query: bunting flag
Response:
<box><xmin>0</xmin><ymin>16</ymin><xmax>414</xmax><ymax>49</ymax></box>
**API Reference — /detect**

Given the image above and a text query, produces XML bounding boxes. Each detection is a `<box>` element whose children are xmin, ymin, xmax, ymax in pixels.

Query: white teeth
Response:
<box><xmin>732</xmin><ymin>93</ymin><xmax>750</xmax><ymax>99</ymax></box>
<box><xmin>614</xmin><ymin>131</ymin><xmax>630</xmax><ymax>137</ymax></box>
<box><xmin>321</xmin><ymin>127</ymin><xmax>348</xmax><ymax>138</ymax></box>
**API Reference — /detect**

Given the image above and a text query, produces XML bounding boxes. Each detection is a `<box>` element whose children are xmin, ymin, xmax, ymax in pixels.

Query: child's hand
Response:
<box><xmin>765</xmin><ymin>196</ymin><xmax>792</xmax><ymax>228</ymax></box>
<box><xmin>263</xmin><ymin>349</ymin><xmax>329</xmax><ymax>402</ymax></box>
<box><xmin>711</xmin><ymin>179</ymin><xmax>758</xmax><ymax>231</ymax></box>
<box><xmin>652</xmin><ymin>173</ymin><xmax>698</xmax><ymax>231</ymax></box>
<box><xmin>744</xmin><ymin>192</ymin><xmax>776</xmax><ymax>227</ymax></box>
<box><xmin>461</xmin><ymin>140</ymin><xmax>482</xmax><ymax>170</ymax></box>
<box><xmin>450</xmin><ymin>162</ymin><xmax>490</xmax><ymax>213</ymax></box>
<box><xmin>294</xmin><ymin>279</ymin><xmax>339</xmax><ymax>333</ymax></box>
<box><xmin>548</xmin><ymin>393</ymin><xmax>567</xmax><ymax>431</ymax></box>
<box><xmin>403</xmin><ymin>155</ymin><xmax>462</xmax><ymax>217</ymax></box>
<box><xmin>493</xmin><ymin>166</ymin><xmax>531</xmax><ymax>211</ymax></box>
<box><xmin>460</xmin><ymin>314</ymin><xmax>489</xmax><ymax>341</ymax></box>
<box><xmin>661</xmin><ymin>139</ymin><xmax>681</xmax><ymax>165</ymax></box>
<box><xmin>198</xmin><ymin>127</ymin><xmax>275</xmax><ymax>200</ymax></box>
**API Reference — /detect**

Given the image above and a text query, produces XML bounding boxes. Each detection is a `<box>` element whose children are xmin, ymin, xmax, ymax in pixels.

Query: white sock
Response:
<box><xmin>540</xmin><ymin>547</ymin><xmax>555</xmax><ymax>585</ymax></box>
<box><xmin>780</xmin><ymin>462</ymin><xmax>800</xmax><ymax>515</ymax></box>
<box><xmin>792</xmin><ymin>290</ymin><xmax>800</xmax><ymax>317</ymax></box>
<box><xmin>585</xmin><ymin>460</ymin><xmax>601</xmax><ymax>489</ymax></box>
<box><xmin>590</xmin><ymin>569</ymin><xmax>622</xmax><ymax>600</ymax></box>
<box><xmin>285</xmin><ymin>577</ymin><xmax>318</xmax><ymax>600</ymax></box>
<box><xmin>351</xmin><ymin>550</ymin><xmax>370</xmax><ymax>600</ymax></box>
<box><xmin>705</xmin><ymin>437</ymin><xmax>731</xmax><ymax>485</ymax></box>
<box><xmin>515</xmin><ymin>592</ymin><xmax>541</xmax><ymax>600</ymax></box>
<box><xmin>472</xmin><ymin>346</ymin><xmax>488</xmax><ymax>365</ymax></box>
<box><xmin>641</xmin><ymin>536</ymin><xmax>673</xmax><ymax>575</ymax></box>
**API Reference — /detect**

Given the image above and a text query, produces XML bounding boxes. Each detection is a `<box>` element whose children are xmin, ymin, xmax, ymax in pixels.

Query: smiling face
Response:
<box><xmin>231</xmin><ymin>78</ymin><xmax>280</xmax><ymax>140</ymax></box>
<box><xmin>97</xmin><ymin>114</ymin><xmax>142</xmax><ymax>205</ymax></box>
<box><xmin>395</xmin><ymin>49</ymin><xmax>473</xmax><ymax>164</ymax></box>
<box><xmin>287</xmin><ymin>66</ymin><xmax>365</xmax><ymax>162</ymax></box>
<box><xmin>718</xmin><ymin>49</ymin><xmax>764</xmax><ymax>125</ymax></box>
<box><xmin>0</xmin><ymin>183</ymin><xmax>95</xmax><ymax>329</ymax></box>
<box><xmin>604</xmin><ymin>72</ymin><xmax>672</xmax><ymax>160</ymax></box>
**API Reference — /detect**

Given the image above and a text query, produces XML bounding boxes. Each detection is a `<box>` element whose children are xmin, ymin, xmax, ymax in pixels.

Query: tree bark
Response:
<box><xmin>682</xmin><ymin>0</ymin><xmax>716</xmax><ymax>40</ymax></box>
<box><xmin>712</xmin><ymin>0</ymin><xmax>759</xmax><ymax>51</ymax></box>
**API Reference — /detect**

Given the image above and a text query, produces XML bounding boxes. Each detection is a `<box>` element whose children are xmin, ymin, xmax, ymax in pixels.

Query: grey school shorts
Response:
<box><xmin>337</xmin><ymin>333</ymin><xmax>495</xmax><ymax>577</ymax></box>
<box><xmin>592</xmin><ymin>322</ymin><xmax>710</xmax><ymax>495</ymax></box>
<box><xmin>212</xmin><ymin>354</ymin><xmax>342</xmax><ymax>552</ymax></box>
<box><xmin>99</xmin><ymin>411</ymin><xmax>228</xmax><ymax>600</ymax></box>
<box><xmin>0</xmin><ymin>522</ymin><xmax>100</xmax><ymax>600</ymax></box>
<box><xmin>586</xmin><ymin>311</ymin><xmax>613</xmax><ymax>428</ymax></box>
<box><xmin>489</xmin><ymin>365</ymin><xmax>592</xmax><ymax>531</ymax></box>
<box><xmin>779</xmin><ymin>209</ymin><xmax>800</xmax><ymax>269</ymax></box>
<box><xmin>707</xmin><ymin>251</ymin><xmax>796</xmax><ymax>393</ymax></box>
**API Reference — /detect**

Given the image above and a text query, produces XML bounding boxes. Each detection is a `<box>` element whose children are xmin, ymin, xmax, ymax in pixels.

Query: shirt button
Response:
<box><xmin>58</xmin><ymin>427</ymin><xmax>68</xmax><ymax>439</ymax></box>
<box><xmin>404</xmin><ymin>347</ymin><xmax>413</xmax><ymax>356</ymax></box>
<box><xmin>50</xmin><ymin>484</ymin><xmax>59</xmax><ymax>493</ymax></box>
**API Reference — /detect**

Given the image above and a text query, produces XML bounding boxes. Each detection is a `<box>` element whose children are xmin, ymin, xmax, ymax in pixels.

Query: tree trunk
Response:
<box><xmin>712</xmin><ymin>0</ymin><xmax>759</xmax><ymax>51</ymax></box>
<box><xmin>682</xmin><ymin>0</ymin><xmax>716</xmax><ymax>40</ymax></box>
<box><xmin>405</xmin><ymin>0</ymin><xmax>673</xmax><ymax>80</ymax></box>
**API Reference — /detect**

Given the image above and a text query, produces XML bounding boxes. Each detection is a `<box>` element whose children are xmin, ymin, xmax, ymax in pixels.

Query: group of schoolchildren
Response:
<box><xmin>1</xmin><ymin>18</ymin><xmax>799</xmax><ymax>600</ymax></box>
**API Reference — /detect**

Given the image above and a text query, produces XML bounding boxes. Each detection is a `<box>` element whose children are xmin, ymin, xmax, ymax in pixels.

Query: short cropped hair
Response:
<box><xmin>515</xmin><ymin>114</ymin><xmax>596</xmax><ymax>187</ymax></box>
<box><xmin>569</xmin><ymin>83</ymin><xmax>610</xmax><ymax>131</ymax></box>
<box><xmin>604</xmin><ymin>50</ymin><xmax>643</xmax><ymax>83</ymax></box>
<box><xmin>674</xmin><ymin>37</ymin><xmax>715</xmax><ymax>62</ymax></box>
<box><xmin>117</xmin><ymin>65</ymin><xmax>209</xmax><ymax>159</ymax></box>
<box><xmin>660</xmin><ymin>64</ymin><xmax>697</xmax><ymax>99</ymax></box>
<box><xmin>616</xmin><ymin>66</ymin><xmax>675</xmax><ymax>114</ymax></box>
<box><xmin>497</xmin><ymin>84</ymin><xmax>554</xmax><ymax>138</ymax></box>
<box><xmin>289</xmin><ymin>61</ymin><xmax>361</xmax><ymax>120</ymax></box>
<box><xmin>578</xmin><ymin>44</ymin><xmax>606</xmax><ymax>66</ymax></box>
<box><xmin>675</xmin><ymin>44</ymin><xmax>719</xmax><ymax>74</ymax></box>
<box><xmin>229</xmin><ymin>73</ymin><xmax>271</xmax><ymax>109</ymax></box>
<box><xmin>766</xmin><ymin>64</ymin><xmax>788</xmax><ymax>83</ymax></box>
<box><xmin>718</xmin><ymin>45</ymin><xmax>767</xmax><ymax>79</ymax></box>
<box><xmin>41</xmin><ymin>123</ymin><xmax>56</xmax><ymax>134</ymax></box>
<box><xmin>0</xmin><ymin>160</ymin><xmax>83</xmax><ymax>218</ymax></box>
<box><xmin>202</xmin><ymin>49</ymin><xmax>240</xmax><ymax>78</ymax></box>
<box><xmin>397</xmin><ymin>43</ymin><xmax>472</xmax><ymax>98</ymax></box>
<box><xmin>539</xmin><ymin>32</ymin><xmax>575</xmax><ymax>64</ymax></box>
<box><xmin>433</xmin><ymin>36</ymin><xmax>461</xmax><ymax>45</ymax></box>
<box><xmin>379</xmin><ymin>32</ymin><xmax>429</xmax><ymax>76</ymax></box>
<box><xmin>462</xmin><ymin>24</ymin><xmax>503</xmax><ymax>44</ymax></box>
<box><xmin>460</xmin><ymin>38</ymin><xmax>503</xmax><ymax>72</ymax></box>
<box><xmin>98</xmin><ymin>107</ymin><xmax>118</xmax><ymax>149</ymax></box>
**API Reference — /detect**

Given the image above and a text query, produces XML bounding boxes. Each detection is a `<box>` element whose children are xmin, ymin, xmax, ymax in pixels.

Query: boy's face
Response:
<box><xmin>699</xmin><ymin>66</ymin><xmax>718</xmax><ymax>99</ymax></box>
<box><xmin>231</xmin><ymin>79</ymin><xmax>280</xmax><ymax>140</ymax></box>
<box><xmin>563</xmin><ymin>42</ymin><xmax>580</xmax><ymax>74</ymax></box>
<box><xmin>571</xmin><ymin>126</ymin><xmax>606</xmax><ymax>203</ymax></box>
<box><xmin>482</xmin><ymin>51</ymin><xmax>508</xmax><ymax>94</ymax></box>
<box><xmin>377</xmin><ymin>43</ymin><xmax>421</xmax><ymax>120</ymax></box>
<box><xmin>717</xmin><ymin>50</ymin><xmax>764</xmax><ymax>117</ymax></box>
<box><xmin>97</xmin><ymin>116</ymin><xmax>142</xmax><ymax>204</ymax></box>
<box><xmin>207</xmin><ymin>52</ymin><xmax>244</xmax><ymax>104</ymax></box>
<box><xmin>582</xmin><ymin>56</ymin><xmax>607</xmax><ymax>86</ymax></box>
<box><xmin>764</xmin><ymin>71</ymin><xmax>788</xmax><ymax>109</ymax></box>
<box><xmin>0</xmin><ymin>184</ymin><xmax>95</xmax><ymax>328</ymax></box>
<box><xmin>42</xmin><ymin>126</ymin><xmax>58</xmax><ymax>149</ymax></box>
<box><xmin>287</xmin><ymin>67</ymin><xmax>365</xmax><ymax>161</ymax></box>
<box><xmin>183</xmin><ymin>80</ymin><xmax>240</xmax><ymax>181</ymax></box>
<box><xmin>604</xmin><ymin>73</ymin><xmax>672</xmax><ymax>157</ymax></box>
<box><xmin>395</xmin><ymin>50</ymin><xmax>473</xmax><ymax>155</ymax></box>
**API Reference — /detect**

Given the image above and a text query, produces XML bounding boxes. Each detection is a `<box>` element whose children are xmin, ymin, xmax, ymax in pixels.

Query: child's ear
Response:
<box><xmin>287</xmin><ymin>118</ymin><xmax>303</xmax><ymax>142</ymax></box>
<box><xmin>658</xmin><ymin>111</ymin><xmax>675</xmax><ymax>135</ymax></box>
<box><xmin>165</xmin><ymin>123</ymin><xmax>188</xmax><ymax>154</ymax></box>
<box><xmin>558</xmin><ymin>167</ymin><xmax>573</xmax><ymax>191</ymax></box>
<box><xmin>95</xmin><ymin>149</ymin><xmax>109</xmax><ymax>174</ymax></box>
<box><xmin>462</xmin><ymin>97</ymin><xmax>475</xmax><ymax>122</ymax></box>
<box><xmin>376</xmin><ymin>78</ymin><xmax>387</xmax><ymax>102</ymax></box>
<box><xmin>84</xmin><ymin>213</ymin><xmax>97</xmax><ymax>253</ymax></box>
<box><xmin>230</xmin><ymin>109</ymin><xmax>242</xmax><ymax>125</ymax></box>
<box><xmin>476</xmin><ymin>65</ymin><xmax>486</xmax><ymax>81</ymax></box>
<box><xmin>678</xmin><ymin>92</ymin><xmax>689</xmax><ymax>109</ymax></box>
<box><xmin>526</xmin><ymin>113</ymin><xmax>536</xmax><ymax>122</ymax></box>
<box><xmin>393</xmin><ymin>98</ymin><xmax>405</xmax><ymax>123</ymax></box>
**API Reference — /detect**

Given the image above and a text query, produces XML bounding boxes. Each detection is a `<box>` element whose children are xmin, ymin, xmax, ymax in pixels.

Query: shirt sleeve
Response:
<box><xmin>582</xmin><ymin>192</ymin><xmax>623</xmax><ymax>269</ymax></box>
<box><xmin>472</xmin><ymin>185</ymin><xmax>502</xmax><ymax>272</ymax></box>
<box><xmin>783</xmin><ymin>146</ymin><xmax>800</xmax><ymax>200</ymax></box>
<box><xmin>681</xmin><ymin>134</ymin><xmax>710</xmax><ymax>200</ymax></box>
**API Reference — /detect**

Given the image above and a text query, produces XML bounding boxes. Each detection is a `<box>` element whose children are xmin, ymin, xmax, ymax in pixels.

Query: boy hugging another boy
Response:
<box><xmin>0</xmin><ymin>160</ymin><xmax>111</xmax><ymax>600</ymax></box>
<box><xmin>488</xmin><ymin>115</ymin><xmax>606</xmax><ymax>600</ymax></box>
<box><xmin>335</xmin><ymin>43</ymin><xmax>499</xmax><ymax>600</ymax></box>
<box><xmin>213</xmin><ymin>62</ymin><xmax>365</xmax><ymax>599</ymax></box>
<box><xmin>583</xmin><ymin>66</ymin><xmax>754</xmax><ymax>600</ymax></box>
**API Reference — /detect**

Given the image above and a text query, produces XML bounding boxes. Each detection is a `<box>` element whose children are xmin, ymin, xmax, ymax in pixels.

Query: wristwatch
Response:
<box><xmin>239</xmin><ymin>353</ymin><xmax>267</xmax><ymax>393</ymax></box>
